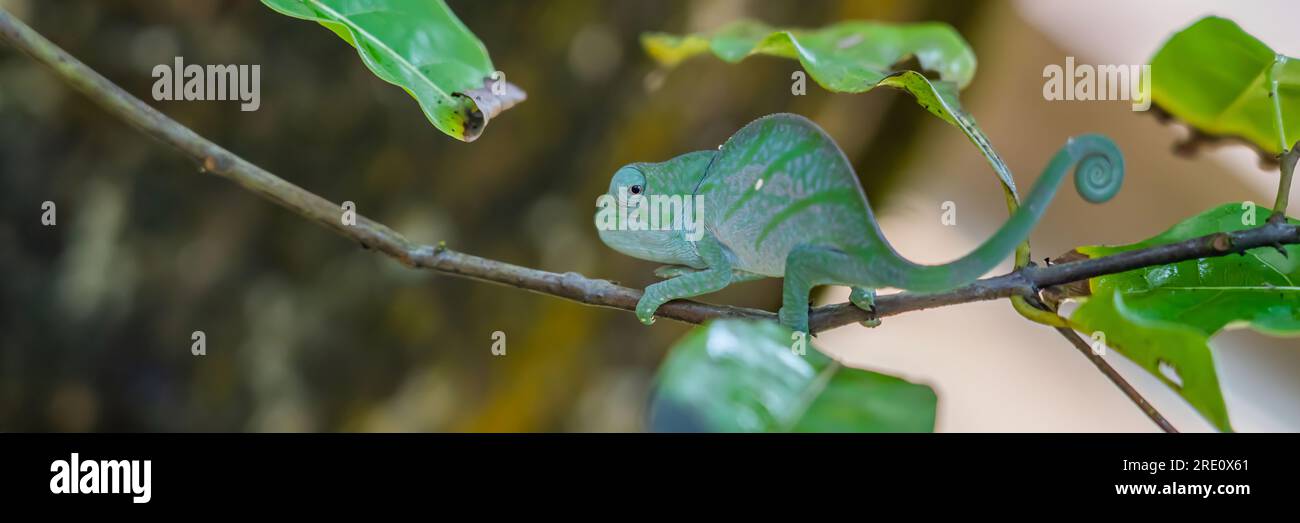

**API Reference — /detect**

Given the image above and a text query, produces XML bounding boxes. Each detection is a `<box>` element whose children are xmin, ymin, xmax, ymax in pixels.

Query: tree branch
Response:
<box><xmin>3</xmin><ymin>8</ymin><xmax>1298</xmax><ymax>338</ymax></box>
<box><xmin>810</xmin><ymin>218</ymin><xmax>1298</xmax><ymax>331</ymax></box>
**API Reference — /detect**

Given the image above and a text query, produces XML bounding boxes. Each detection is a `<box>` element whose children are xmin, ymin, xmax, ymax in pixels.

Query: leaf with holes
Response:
<box><xmin>261</xmin><ymin>0</ymin><xmax>525</xmax><ymax>141</ymax></box>
<box><xmin>648</xmin><ymin>319</ymin><xmax>936</xmax><ymax>432</ymax></box>
<box><xmin>643</xmin><ymin>20</ymin><xmax>1018</xmax><ymax>196</ymax></box>
<box><xmin>1069</xmin><ymin>203</ymin><xmax>1300</xmax><ymax>431</ymax></box>
<box><xmin>1150</xmin><ymin>16</ymin><xmax>1299</xmax><ymax>156</ymax></box>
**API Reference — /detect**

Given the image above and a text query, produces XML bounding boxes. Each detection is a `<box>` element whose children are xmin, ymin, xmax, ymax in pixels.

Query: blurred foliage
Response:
<box><xmin>0</xmin><ymin>0</ymin><xmax>981</xmax><ymax>431</ymax></box>
<box><xmin>650</xmin><ymin>320</ymin><xmax>936</xmax><ymax>432</ymax></box>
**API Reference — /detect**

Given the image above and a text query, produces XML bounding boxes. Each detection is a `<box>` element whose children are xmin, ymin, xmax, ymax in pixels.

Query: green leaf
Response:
<box><xmin>261</xmin><ymin>0</ymin><xmax>525</xmax><ymax>141</ymax></box>
<box><xmin>642</xmin><ymin>20</ymin><xmax>1018</xmax><ymax>196</ymax></box>
<box><xmin>649</xmin><ymin>319</ymin><xmax>936</xmax><ymax>432</ymax></box>
<box><xmin>1070</xmin><ymin>203</ymin><xmax>1300</xmax><ymax>432</ymax></box>
<box><xmin>1150</xmin><ymin>16</ymin><xmax>1299</xmax><ymax>156</ymax></box>
<box><xmin>1072</xmin><ymin>290</ymin><xmax>1233</xmax><ymax>431</ymax></box>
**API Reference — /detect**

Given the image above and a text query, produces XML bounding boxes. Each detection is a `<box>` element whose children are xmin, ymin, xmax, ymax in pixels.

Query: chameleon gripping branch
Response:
<box><xmin>595</xmin><ymin>114</ymin><xmax>1124</xmax><ymax>334</ymax></box>
<box><xmin>2</xmin><ymin>9</ymin><xmax>1297</xmax><ymax>429</ymax></box>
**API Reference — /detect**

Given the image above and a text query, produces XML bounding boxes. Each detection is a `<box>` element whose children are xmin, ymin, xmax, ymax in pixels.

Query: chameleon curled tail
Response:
<box><xmin>868</xmin><ymin>134</ymin><xmax>1124</xmax><ymax>293</ymax></box>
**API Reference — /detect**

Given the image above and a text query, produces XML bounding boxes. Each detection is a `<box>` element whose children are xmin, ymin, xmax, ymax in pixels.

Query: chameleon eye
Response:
<box><xmin>630</xmin><ymin>184</ymin><xmax>643</xmax><ymax>195</ymax></box>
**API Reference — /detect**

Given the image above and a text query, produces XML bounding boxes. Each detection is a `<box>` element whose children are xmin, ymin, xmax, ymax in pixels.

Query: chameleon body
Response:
<box><xmin>596</xmin><ymin>113</ymin><xmax>1124</xmax><ymax>333</ymax></box>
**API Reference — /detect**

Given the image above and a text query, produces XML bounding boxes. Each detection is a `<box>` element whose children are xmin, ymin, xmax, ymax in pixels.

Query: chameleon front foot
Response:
<box><xmin>635</xmin><ymin>295</ymin><xmax>659</xmax><ymax>325</ymax></box>
<box><xmin>849</xmin><ymin>287</ymin><xmax>882</xmax><ymax>328</ymax></box>
<box><xmin>636</xmin><ymin>260</ymin><xmax>736</xmax><ymax>327</ymax></box>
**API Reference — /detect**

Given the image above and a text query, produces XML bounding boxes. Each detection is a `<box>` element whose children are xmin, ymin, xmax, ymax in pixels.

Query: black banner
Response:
<box><xmin>0</xmin><ymin>433</ymin><xmax>1291</xmax><ymax>509</ymax></box>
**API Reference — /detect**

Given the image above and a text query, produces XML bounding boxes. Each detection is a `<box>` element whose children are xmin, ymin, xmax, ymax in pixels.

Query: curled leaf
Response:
<box><xmin>261</xmin><ymin>0</ymin><xmax>525</xmax><ymax>141</ymax></box>
<box><xmin>642</xmin><ymin>20</ymin><xmax>1018</xmax><ymax>196</ymax></box>
<box><xmin>644</xmin><ymin>20</ymin><xmax>975</xmax><ymax>89</ymax></box>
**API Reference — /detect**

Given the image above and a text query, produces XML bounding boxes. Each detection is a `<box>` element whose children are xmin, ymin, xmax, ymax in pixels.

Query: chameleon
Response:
<box><xmin>595</xmin><ymin>113</ymin><xmax>1124</xmax><ymax>334</ymax></box>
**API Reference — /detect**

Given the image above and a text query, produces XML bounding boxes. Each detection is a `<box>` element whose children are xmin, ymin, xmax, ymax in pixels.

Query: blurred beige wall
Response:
<box><xmin>819</xmin><ymin>0</ymin><xmax>1300</xmax><ymax>432</ymax></box>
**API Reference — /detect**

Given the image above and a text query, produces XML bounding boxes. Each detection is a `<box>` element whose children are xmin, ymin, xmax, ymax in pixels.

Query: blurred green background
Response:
<box><xmin>4</xmin><ymin>0</ymin><xmax>1297</xmax><ymax>432</ymax></box>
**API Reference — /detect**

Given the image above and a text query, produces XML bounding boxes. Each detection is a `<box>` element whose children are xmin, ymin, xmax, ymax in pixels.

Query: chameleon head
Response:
<box><xmin>595</xmin><ymin>164</ymin><xmax>707</xmax><ymax>268</ymax></box>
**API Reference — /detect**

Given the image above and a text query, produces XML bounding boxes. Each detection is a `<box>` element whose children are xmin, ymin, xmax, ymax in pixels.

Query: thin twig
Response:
<box><xmin>1051</xmin><ymin>326</ymin><xmax>1179</xmax><ymax>433</ymax></box>
<box><xmin>2</xmin><ymin>8</ymin><xmax>1298</xmax><ymax>335</ymax></box>
<box><xmin>1020</xmin><ymin>294</ymin><xmax>1177</xmax><ymax>433</ymax></box>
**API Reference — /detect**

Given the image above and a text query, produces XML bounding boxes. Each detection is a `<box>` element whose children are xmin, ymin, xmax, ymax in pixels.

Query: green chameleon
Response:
<box><xmin>596</xmin><ymin>113</ymin><xmax>1123</xmax><ymax>333</ymax></box>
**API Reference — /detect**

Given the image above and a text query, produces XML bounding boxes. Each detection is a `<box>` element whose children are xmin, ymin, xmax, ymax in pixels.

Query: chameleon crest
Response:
<box><xmin>596</xmin><ymin>113</ymin><xmax>1124</xmax><ymax>333</ymax></box>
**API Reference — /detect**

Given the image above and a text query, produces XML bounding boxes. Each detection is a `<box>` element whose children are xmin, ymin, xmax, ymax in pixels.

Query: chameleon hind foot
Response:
<box><xmin>777</xmin><ymin>304</ymin><xmax>812</xmax><ymax>337</ymax></box>
<box><xmin>849</xmin><ymin>287</ymin><xmax>882</xmax><ymax>328</ymax></box>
